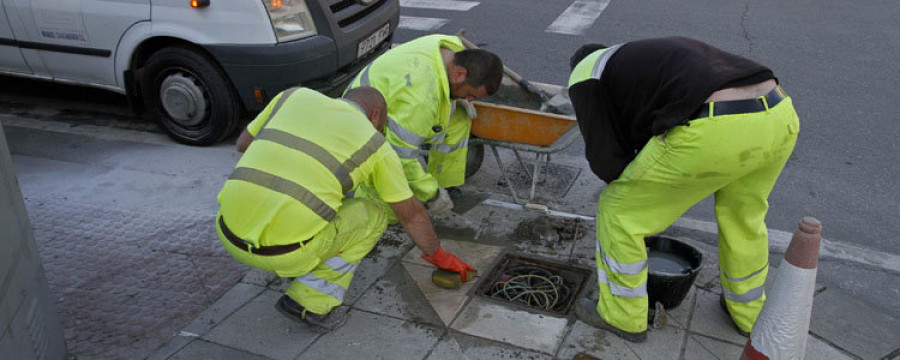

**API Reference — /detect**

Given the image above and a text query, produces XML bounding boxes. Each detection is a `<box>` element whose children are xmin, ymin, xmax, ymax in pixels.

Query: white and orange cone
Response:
<box><xmin>740</xmin><ymin>217</ymin><xmax>823</xmax><ymax>360</ymax></box>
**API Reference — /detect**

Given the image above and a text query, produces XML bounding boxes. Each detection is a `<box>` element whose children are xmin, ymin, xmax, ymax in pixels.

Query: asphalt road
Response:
<box><xmin>1</xmin><ymin>1</ymin><xmax>897</xmax><ymax>267</ymax></box>
<box><xmin>396</xmin><ymin>0</ymin><xmax>900</xmax><ymax>256</ymax></box>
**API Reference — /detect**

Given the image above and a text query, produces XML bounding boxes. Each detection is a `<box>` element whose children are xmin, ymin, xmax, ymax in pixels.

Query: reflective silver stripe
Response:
<box><xmin>428</xmin><ymin>132</ymin><xmax>447</xmax><ymax>143</ymax></box>
<box><xmin>294</xmin><ymin>274</ymin><xmax>347</xmax><ymax>302</ymax></box>
<box><xmin>431</xmin><ymin>137</ymin><xmax>468</xmax><ymax>153</ymax></box>
<box><xmin>229</xmin><ymin>167</ymin><xmax>336</xmax><ymax>222</ymax></box>
<box><xmin>596</xmin><ymin>242</ymin><xmax>646</xmax><ymax>275</ymax></box>
<box><xmin>323</xmin><ymin>256</ymin><xmax>358</xmax><ymax>275</ymax></box>
<box><xmin>338</xmin><ymin>133</ymin><xmax>386</xmax><ymax>192</ymax></box>
<box><xmin>261</xmin><ymin>87</ymin><xmax>298</xmax><ymax>129</ymax></box>
<box><xmin>723</xmin><ymin>284</ymin><xmax>765</xmax><ymax>303</ymax></box>
<box><xmin>256</xmin><ymin>129</ymin><xmax>354</xmax><ymax>194</ymax></box>
<box><xmin>721</xmin><ymin>264</ymin><xmax>768</xmax><ymax>283</ymax></box>
<box><xmin>359</xmin><ymin>65</ymin><xmax>372</xmax><ymax>87</ymax></box>
<box><xmin>590</xmin><ymin>44</ymin><xmax>623</xmax><ymax>80</ymax></box>
<box><xmin>388</xmin><ymin>116</ymin><xmax>427</xmax><ymax>146</ymax></box>
<box><xmin>391</xmin><ymin>144</ymin><xmax>420</xmax><ymax>159</ymax></box>
<box><xmin>596</xmin><ymin>267</ymin><xmax>647</xmax><ymax>298</ymax></box>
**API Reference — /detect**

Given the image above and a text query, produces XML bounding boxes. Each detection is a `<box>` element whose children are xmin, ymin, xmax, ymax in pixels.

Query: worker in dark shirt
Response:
<box><xmin>568</xmin><ymin>36</ymin><xmax>800</xmax><ymax>343</ymax></box>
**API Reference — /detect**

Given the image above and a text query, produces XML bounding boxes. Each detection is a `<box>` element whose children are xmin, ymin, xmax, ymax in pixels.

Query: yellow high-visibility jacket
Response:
<box><xmin>347</xmin><ymin>34</ymin><xmax>470</xmax><ymax>202</ymax></box>
<box><xmin>217</xmin><ymin>88</ymin><xmax>412</xmax><ymax>251</ymax></box>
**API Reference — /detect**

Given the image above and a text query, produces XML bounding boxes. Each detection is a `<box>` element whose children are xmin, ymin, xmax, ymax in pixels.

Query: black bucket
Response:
<box><xmin>646</xmin><ymin>236</ymin><xmax>703</xmax><ymax>309</ymax></box>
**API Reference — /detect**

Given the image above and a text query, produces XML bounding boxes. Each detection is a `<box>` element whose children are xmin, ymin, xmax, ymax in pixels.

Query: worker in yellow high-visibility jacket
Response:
<box><xmin>568</xmin><ymin>37</ymin><xmax>799</xmax><ymax>343</ymax></box>
<box><xmin>216</xmin><ymin>87</ymin><xmax>474</xmax><ymax>333</ymax></box>
<box><xmin>346</xmin><ymin>34</ymin><xmax>504</xmax><ymax>220</ymax></box>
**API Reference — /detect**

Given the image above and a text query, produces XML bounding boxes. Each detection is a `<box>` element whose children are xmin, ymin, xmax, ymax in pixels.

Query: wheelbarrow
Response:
<box><xmin>466</xmin><ymin>101</ymin><xmax>580</xmax><ymax>205</ymax></box>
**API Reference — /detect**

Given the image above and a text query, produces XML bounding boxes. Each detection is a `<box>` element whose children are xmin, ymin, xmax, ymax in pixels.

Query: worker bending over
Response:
<box><xmin>216</xmin><ymin>87</ymin><xmax>474</xmax><ymax>332</ymax></box>
<box><xmin>568</xmin><ymin>37</ymin><xmax>800</xmax><ymax>343</ymax></box>
<box><xmin>346</xmin><ymin>34</ymin><xmax>504</xmax><ymax>217</ymax></box>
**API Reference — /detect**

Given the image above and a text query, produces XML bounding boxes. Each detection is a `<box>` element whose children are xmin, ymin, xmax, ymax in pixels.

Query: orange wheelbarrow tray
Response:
<box><xmin>468</xmin><ymin>101</ymin><xmax>581</xmax><ymax>204</ymax></box>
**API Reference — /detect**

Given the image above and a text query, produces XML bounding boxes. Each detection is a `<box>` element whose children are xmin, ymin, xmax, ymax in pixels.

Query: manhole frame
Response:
<box><xmin>471</xmin><ymin>252</ymin><xmax>593</xmax><ymax>317</ymax></box>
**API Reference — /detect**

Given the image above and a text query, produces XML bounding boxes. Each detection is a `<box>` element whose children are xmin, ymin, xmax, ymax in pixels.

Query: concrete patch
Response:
<box><xmin>451</xmin><ymin>297</ymin><xmax>568</xmax><ymax>354</ymax></box>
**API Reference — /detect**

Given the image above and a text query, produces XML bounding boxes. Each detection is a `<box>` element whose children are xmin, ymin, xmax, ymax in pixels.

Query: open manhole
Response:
<box><xmin>474</xmin><ymin>253</ymin><xmax>592</xmax><ymax>316</ymax></box>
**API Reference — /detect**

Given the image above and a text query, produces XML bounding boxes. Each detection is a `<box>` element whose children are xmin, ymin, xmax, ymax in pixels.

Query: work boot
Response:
<box><xmin>575</xmin><ymin>298</ymin><xmax>647</xmax><ymax>343</ymax></box>
<box><xmin>719</xmin><ymin>295</ymin><xmax>751</xmax><ymax>337</ymax></box>
<box><xmin>275</xmin><ymin>295</ymin><xmax>349</xmax><ymax>333</ymax></box>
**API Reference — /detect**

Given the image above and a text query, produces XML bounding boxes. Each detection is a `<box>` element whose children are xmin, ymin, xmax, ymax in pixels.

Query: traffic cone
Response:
<box><xmin>740</xmin><ymin>217</ymin><xmax>823</xmax><ymax>360</ymax></box>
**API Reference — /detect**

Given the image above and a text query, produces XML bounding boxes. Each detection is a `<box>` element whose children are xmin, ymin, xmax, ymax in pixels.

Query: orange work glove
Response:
<box><xmin>421</xmin><ymin>246</ymin><xmax>475</xmax><ymax>281</ymax></box>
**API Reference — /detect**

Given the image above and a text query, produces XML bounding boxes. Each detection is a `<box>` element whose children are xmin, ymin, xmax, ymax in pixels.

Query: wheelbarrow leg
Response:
<box><xmin>529</xmin><ymin>153</ymin><xmax>543</xmax><ymax>202</ymax></box>
<box><xmin>513</xmin><ymin>149</ymin><xmax>532</xmax><ymax>182</ymax></box>
<box><xmin>490</xmin><ymin>145</ymin><xmax>520</xmax><ymax>203</ymax></box>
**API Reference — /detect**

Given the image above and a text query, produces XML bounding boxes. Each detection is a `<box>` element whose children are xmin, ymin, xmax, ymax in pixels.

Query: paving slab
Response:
<box><xmin>630</xmin><ymin>325</ymin><xmax>687</xmax><ymax>360</ymax></box>
<box><xmin>202</xmin><ymin>290</ymin><xmax>320</xmax><ymax>360</ymax></box>
<box><xmin>450</xmin><ymin>297</ymin><xmax>569</xmax><ymax>354</ymax></box>
<box><xmin>424</xmin><ymin>334</ymin><xmax>467</xmax><ymax>360</ymax></box>
<box><xmin>452</xmin><ymin>331</ymin><xmax>553</xmax><ymax>360</ymax></box>
<box><xmin>689</xmin><ymin>289</ymin><xmax>748</xmax><ymax>345</ymax></box>
<box><xmin>683</xmin><ymin>335</ymin><xmax>744</xmax><ymax>359</ymax></box>
<box><xmin>402</xmin><ymin>238</ymin><xmax>504</xmax><ymax>271</ymax></box>
<box><xmin>810</xmin><ymin>288</ymin><xmax>900</xmax><ymax>359</ymax></box>
<box><xmin>166</xmin><ymin>340</ymin><xmax>270</xmax><ymax>360</ymax></box>
<box><xmin>298</xmin><ymin>310</ymin><xmax>442</xmax><ymax>359</ymax></box>
<box><xmin>805</xmin><ymin>335</ymin><xmax>855</xmax><ymax>360</ymax></box>
<box><xmin>556</xmin><ymin>321</ymin><xmax>638</xmax><ymax>360</ymax></box>
<box><xmin>354</xmin><ymin>262</ymin><xmax>444</xmax><ymax>327</ymax></box>
<box><xmin>402</xmin><ymin>262</ymin><xmax>477</xmax><ymax>326</ymax></box>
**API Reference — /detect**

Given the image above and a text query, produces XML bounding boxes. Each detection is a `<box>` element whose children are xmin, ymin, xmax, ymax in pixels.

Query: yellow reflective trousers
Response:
<box><xmin>218</xmin><ymin>198</ymin><xmax>387</xmax><ymax>315</ymax></box>
<box><xmin>594</xmin><ymin>95</ymin><xmax>799</xmax><ymax>334</ymax></box>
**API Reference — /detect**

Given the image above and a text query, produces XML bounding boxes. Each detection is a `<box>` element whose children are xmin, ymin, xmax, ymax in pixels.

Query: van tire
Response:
<box><xmin>141</xmin><ymin>47</ymin><xmax>240</xmax><ymax>146</ymax></box>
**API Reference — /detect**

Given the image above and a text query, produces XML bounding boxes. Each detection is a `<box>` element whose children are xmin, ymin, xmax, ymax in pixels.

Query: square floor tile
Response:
<box><xmin>353</xmin><ymin>262</ymin><xmax>443</xmax><ymax>327</ymax></box>
<box><xmin>402</xmin><ymin>238</ymin><xmax>504</xmax><ymax>273</ymax></box>
<box><xmin>683</xmin><ymin>335</ymin><xmax>744</xmax><ymax>359</ymax></box>
<box><xmin>299</xmin><ymin>311</ymin><xmax>442</xmax><ymax>359</ymax></box>
<box><xmin>203</xmin><ymin>290</ymin><xmax>319</xmax><ymax>360</ymax></box>
<box><xmin>451</xmin><ymin>297</ymin><xmax>568</xmax><ymax>354</ymax></box>
<box><xmin>688</xmin><ymin>290</ymin><xmax>747</xmax><ymax>345</ymax></box>
<box><xmin>557</xmin><ymin>321</ymin><xmax>638</xmax><ymax>360</ymax></box>
<box><xmin>402</xmin><ymin>262</ymin><xmax>476</xmax><ymax>326</ymax></box>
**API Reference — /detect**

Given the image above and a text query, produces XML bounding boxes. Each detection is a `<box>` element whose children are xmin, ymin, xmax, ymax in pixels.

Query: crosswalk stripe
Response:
<box><xmin>546</xmin><ymin>0</ymin><xmax>610</xmax><ymax>35</ymax></box>
<box><xmin>398</xmin><ymin>16</ymin><xmax>450</xmax><ymax>31</ymax></box>
<box><xmin>399</xmin><ymin>0</ymin><xmax>479</xmax><ymax>11</ymax></box>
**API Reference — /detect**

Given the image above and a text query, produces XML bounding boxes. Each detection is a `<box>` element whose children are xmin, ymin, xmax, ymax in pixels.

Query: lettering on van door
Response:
<box><xmin>33</xmin><ymin>0</ymin><xmax>87</xmax><ymax>43</ymax></box>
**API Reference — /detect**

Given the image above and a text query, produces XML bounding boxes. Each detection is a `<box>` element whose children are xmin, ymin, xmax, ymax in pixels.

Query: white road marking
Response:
<box><xmin>546</xmin><ymin>0</ymin><xmax>611</xmax><ymax>35</ymax></box>
<box><xmin>398</xmin><ymin>16</ymin><xmax>449</xmax><ymax>31</ymax></box>
<box><xmin>400</xmin><ymin>0</ymin><xmax>479</xmax><ymax>11</ymax></box>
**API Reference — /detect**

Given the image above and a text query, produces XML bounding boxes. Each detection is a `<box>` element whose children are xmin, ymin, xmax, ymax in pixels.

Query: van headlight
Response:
<box><xmin>263</xmin><ymin>0</ymin><xmax>318</xmax><ymax>42</ymax></box>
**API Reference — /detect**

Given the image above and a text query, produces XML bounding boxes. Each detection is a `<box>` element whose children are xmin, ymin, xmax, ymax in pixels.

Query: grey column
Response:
<box><xmin>0</xmin><ymin>123</ymin><xmax>67</xmax><ymax>359</ymax></box>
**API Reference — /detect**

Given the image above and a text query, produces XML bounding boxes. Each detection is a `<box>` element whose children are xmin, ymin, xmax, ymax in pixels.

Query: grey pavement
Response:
<box><xmin>3</xmin><ymin>103</ymin><xmax>899</xmax><ymax>359</ymax></box>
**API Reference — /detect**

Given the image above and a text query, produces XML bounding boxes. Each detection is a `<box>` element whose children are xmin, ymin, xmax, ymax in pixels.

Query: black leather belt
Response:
<box><xmin>218</xmin><ymin>216</ymin><xmax>309</xmax><ymax>256</ymax></box>
<box><xmin>690</xmin><ymin>87</ymin><xmax>786</xmax><ymax>120</ymax></box>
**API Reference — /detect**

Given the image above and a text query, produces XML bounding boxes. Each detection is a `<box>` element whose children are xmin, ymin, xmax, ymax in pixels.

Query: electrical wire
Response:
<box><xmin>489</xmin><ymin>266</ymin><xmax>571</xmax><ymax>311</ymax></box>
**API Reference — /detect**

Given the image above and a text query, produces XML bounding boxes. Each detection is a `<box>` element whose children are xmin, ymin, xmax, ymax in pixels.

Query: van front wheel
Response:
<box><xmin>141</xmin><ymin>47</ymin><xmax>240</xmax><ymax>146</ymax></box>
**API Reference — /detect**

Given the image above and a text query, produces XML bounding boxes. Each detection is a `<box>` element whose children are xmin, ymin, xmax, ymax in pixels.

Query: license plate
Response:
<box><xmin>358</xmin><ymin>23</ymin><xmax>390</xmax><ymax>58</ymax></box>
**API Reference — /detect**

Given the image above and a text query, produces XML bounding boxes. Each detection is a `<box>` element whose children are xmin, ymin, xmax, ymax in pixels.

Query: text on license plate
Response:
<box><xmin>358</xmin><ymin>23</ymin><xmax>390</xmax><ymax>58</ymax></box>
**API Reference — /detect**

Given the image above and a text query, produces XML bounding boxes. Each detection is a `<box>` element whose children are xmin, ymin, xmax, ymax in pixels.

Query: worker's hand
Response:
<box><xmin>425</xmin><ymin>187</ymin><xmax>454</xmax><ymax>214</ymax></box>
<box><xmin>421</xmin><ymin>246</ymin><xmax>476</xmax><ymax>281</ymax></box>
<box><xmin>454</xmin><ymin>99</ymin><xmax>477</xmax><ymax>119</ymax></box>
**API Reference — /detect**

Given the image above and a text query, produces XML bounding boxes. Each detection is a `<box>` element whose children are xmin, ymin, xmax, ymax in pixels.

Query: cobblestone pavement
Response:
<box><xmin>27</xmin><ymin>200</ymin><xmax>247</xmax><ymax>360</ymax></box>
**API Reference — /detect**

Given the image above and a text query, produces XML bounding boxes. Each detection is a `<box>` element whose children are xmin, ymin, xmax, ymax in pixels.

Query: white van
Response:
<box><xmin>0</xmin><ymin>0</ymin><xmax>398</xmax><ymax>145</ymax></box>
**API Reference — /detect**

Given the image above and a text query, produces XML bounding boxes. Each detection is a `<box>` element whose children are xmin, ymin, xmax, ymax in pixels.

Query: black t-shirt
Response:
<box><xmin>569</xmin><ymin>36</ymin><xmax>774</xmax><ymax>183</ymax></box>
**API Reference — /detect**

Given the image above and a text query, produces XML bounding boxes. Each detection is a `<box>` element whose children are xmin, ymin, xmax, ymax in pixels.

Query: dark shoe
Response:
<box><xmin>575</xmin><ymin>298</ymin><xmax>647</xmax><ymax>343</ymax></box>
<box><xmin>276</xmin><ymin>295</ymin><xmax>349</xmax><ymax>333</ymax></box>
<box><xmin>719</xmin><ymin>295</ymin><xmax>751</xmax><ymax>337</ymax></box>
